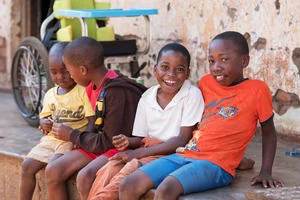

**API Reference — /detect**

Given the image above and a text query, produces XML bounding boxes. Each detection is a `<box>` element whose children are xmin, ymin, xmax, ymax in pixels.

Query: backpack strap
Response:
<box><xmin>94</xmin><ymin>90</ymin><xmax>107</xmax><ymax>130</ymax></box>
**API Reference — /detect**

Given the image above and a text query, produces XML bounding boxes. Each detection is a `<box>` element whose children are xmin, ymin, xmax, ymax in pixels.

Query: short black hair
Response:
<box><xmin>63</xmin><ymin>36</ymin><xmax>104</xmax><ymax>68</ymax></box>
<box><xmin>49</xmin><ymin>42</ymin><xmax>68</xmax><ymax>56</ymax></box>
<box><xmin>212</xmin><ymin>31</ymin><xmax>249</xmax><ymax>55</ymax></box>
<box><xmin>157</xmin><ymin>43</ymin><xmax>191</xmax><ymax>67</ymax></box>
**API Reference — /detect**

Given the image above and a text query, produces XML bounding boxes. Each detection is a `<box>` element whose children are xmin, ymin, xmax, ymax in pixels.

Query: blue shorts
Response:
<box><xmin>139</xmin><ymin>153</ymin><xmax>232</xmax><ymax>195</ymax></box>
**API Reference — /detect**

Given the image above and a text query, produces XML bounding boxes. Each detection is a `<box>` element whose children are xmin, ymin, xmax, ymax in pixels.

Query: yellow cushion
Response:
<box><xmin>94</xmin><ymin>2</ymin><xmax>111</xmax><ymax>20</ymax></box>
<box><xmin>53</xmin><ymin>0</ymin><xmax>115</xmax><ymax>41</ymax></box>
<box><xmin>53</xmin><ymin>0</ymin><xmax>71</xmax><ymax>18</ymax></box>
<box><xmin>56</xmin><ymin>25</ymin><xmax>72</xmax><ymax>41</ymax></box>
<box><xmin>94</xmin><ymin>2</ymin><xmax>111</xmax><ymax>9</ymax></box>
<box><xmin>97</xmin><ymin>26</ymin><xmax>115</xmax><ymax>41</ymax></box>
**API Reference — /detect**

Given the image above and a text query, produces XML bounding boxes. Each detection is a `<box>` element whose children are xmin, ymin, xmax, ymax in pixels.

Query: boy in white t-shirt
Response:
<box><xmin>87</xmin><ymin>43</ymin><xmax>204</xmax><ymax>200</ymax></box>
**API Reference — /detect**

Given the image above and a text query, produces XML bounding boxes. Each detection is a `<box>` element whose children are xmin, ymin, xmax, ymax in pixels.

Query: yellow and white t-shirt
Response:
<box><xmin>40</xmin><ymin>84</ymin><xmax>95</xmax><ymax>141</ymax></box>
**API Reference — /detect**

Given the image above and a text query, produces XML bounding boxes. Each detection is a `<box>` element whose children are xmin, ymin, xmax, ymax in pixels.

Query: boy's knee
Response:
<box><xmin>155</xmin><ymin>183</ymin><xmax>172</xmax><ymax>197</ymax></box>
<box><xmin>21</xmin><ymin>159</ymin><xmax>39</xmax><ymax>175</ymax></box>
<box><xmin>45</xmin><ymin>163</ymin><xmax>63</xmax><ymax>184</ymax></box>
<box><xmin>21</xmin><ymin>159</ymin><xmax>32</xmax><ymax>174</ymax></box>
<box><xmin>76</xmin><ymin>168</ymin><xmax>94</xmax><ymax>186</ymax></box>
<box><xmin>155</xmin><ymin>177</ymin><xmax>183</xmax><ymax>199</ymax></box>
<box><xmin>119</xmin><ymin>176</ymin><xmax>133</xmax><ymax>194</ymax></box>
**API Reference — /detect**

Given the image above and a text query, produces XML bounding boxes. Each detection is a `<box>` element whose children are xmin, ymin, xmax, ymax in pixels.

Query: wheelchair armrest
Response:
<box><xmin>40</xmin><ymin>13</ymin><xmax>56</xmax><ymax>40</ymax></box>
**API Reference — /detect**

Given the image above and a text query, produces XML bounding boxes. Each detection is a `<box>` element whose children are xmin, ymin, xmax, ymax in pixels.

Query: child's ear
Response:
<box><xmin>79</xmin><ymin>65</ymin><xmax>88</xmax><ymax>75</ymax></box>
<box><xmin>153</xmin><ymin>64</ymin><xmax>158</xmax><ymax>74</ymax></box>
<box><xmin>242</xmin><ymin>55</ymin><xmax>250</xmax><ymax>68</ymax></box>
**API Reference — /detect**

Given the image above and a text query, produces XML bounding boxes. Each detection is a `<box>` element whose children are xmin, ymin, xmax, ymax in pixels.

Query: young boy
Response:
<box><xmin>87</xmin><ymin>43</ymin><xmax>204</xmax><ymax>200</ymax></box>
<box><xmin>19</xmin><ymin>42</ymin><xmax>95</xmax><ymax>200</ymax></box>
<box><xmin>119</xmin><ymin>31</ymin><xmax>284</xmax><ymax>200</ymax></box>
<box><xmin>45</xmin><ymin>37</ymin><xmax>146</xmax><ymax>200</ymax></box>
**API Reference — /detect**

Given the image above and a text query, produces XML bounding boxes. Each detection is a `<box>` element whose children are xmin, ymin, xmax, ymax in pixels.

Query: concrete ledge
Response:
<box><xmin>0</xmin><ymin>150</ymin><xmax>80</xmax><ymax>200</ymax></box>
<box><xmin>1</xmin><ymin>137</ymin><xmax>300</xmax><ymax>200</ymax></box>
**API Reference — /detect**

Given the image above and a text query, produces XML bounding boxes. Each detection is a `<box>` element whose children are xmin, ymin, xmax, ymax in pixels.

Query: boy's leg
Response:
<box><xmin>156</xmin><ymin>159</ymin><xmax>233</xmax><ymax>198</ymax></box>
<box><xmin>119</xmin><ymin>154</ymin><xmax>182</xmax><ymax>200</ymax></box>
<box><xmin>89</xmin><ymin>158</ymin><xmax>141</xmax><ymax>200</ymax></box>
<box><xmin>88</xmin><ymin>159</ymin><xmax>125</xmax><ymax>200</ymax></box>
<box><xmin>49</xmin><ymin>153</ymin><xmax>64</xmax><ymax>162</ymax></box>
<box><xmin>20</xmin><ymin>158</ymin><xmax>46</xmax><ymax>200</ymax></box>
<box><xmin>119</xmin><ymin>170</ymin><xmax>155</xmax><ymax>200</ymax></box>
<box><xmin>45</xmin><ymin>150</ymin><xmax>90</xmax><ymax>200</ymax></box>
<box><xmin>155</xmin><ymin>176</ymin><xmax>184</xmax><ymax>200</ymax></box>
<box><xmin>237</xmin><ymin>157</ymin><xmax>255</xmax><ymax>170</ymax></box>
<box><xmin>76</xmin><ymin>155</ymin><xmax>109</xmax><ymax>200</ymax></box>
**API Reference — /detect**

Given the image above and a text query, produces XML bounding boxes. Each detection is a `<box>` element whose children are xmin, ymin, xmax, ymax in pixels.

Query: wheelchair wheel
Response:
<box><xmin>11</xmin><ymin>37</ymin><xmax>53</xmax><ymax>126</ymax></box>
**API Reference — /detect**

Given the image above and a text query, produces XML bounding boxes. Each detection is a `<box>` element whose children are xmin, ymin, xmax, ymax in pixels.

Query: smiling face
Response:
<box><xmin>208</xmin><ymin>39</ymin><xmax>249</xmax><ymax>86</ymax></box>
<box><xmin>154</xmin><ymin>50</ymin><xmax>190</xmax><ymax>95</ymax></box>
<box><xmin>49</xmin><ymin>54</ymin><xmax>75</xmax><ymax>90</ymax></box>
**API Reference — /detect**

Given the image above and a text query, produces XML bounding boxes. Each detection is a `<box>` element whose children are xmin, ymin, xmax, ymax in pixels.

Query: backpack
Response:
<box><xmin>94</xmin><ymin>90</ymin><xmax>107</xmax><ymax>131</ymax></box>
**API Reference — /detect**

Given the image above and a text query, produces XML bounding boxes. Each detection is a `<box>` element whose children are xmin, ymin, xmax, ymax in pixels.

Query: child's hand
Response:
<box><xmin>112</xmin><ymin>134</ymin><xmax>129</xmax><ymax>151</ymax></box>
<box><xmin>109</xmin><ymin>150</ymin><xmax>138</xmax><ymax>163</ymax></box>
<box><xmin>39</xmin><ymin>118</ymin><xmax>53</xmax><ymax>135</ymax></box>
<box><xmin>251</xmin><ymin>172</ymin><xmax>284</xmax><ymax>188</ymax></box>
<box><xmin>52</xmin><ymin>123</ymin><xmax>73</xmax><ymax>141</ymax></box>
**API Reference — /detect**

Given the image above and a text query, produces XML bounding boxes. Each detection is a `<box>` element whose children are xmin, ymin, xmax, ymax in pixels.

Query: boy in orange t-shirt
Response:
<box><xmin>119</xmin><ymin>31</ymin><xmax>284</xmax><ymax>200</ymax></box>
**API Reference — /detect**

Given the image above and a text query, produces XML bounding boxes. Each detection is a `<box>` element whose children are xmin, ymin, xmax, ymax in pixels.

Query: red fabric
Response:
<box><xmin>78</xmin><ymin>148</ymin><xmax>120</xmax><ymax>160</ymax></box>
<box><xmin>85</xmin><ymin>69</ymin><xmax>118</xmax><ymax>109</ymax></box>
<box><xmin>179</xmin><ymin>74</ymin><xmax>273</xmax><ymax>176</ymax></box>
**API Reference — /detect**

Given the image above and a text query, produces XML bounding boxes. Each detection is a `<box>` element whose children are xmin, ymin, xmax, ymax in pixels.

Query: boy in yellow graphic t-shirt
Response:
<box><xmin>19</xmin><ymin>42</ymin><xmax>95</xmax><ymax>200</ymax></box>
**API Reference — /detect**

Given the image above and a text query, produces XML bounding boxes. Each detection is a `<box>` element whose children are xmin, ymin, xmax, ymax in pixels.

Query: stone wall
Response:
<box><xmin>1</xmin><ymin>0</ymin><xmax>300</xmax><ymax>139</ymax></box>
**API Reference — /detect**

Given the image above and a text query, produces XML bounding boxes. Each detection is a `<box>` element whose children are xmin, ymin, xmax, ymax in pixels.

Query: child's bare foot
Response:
<box><xmin>237</xmin><ymin>157</ymin><xmax>255</xmax><ymax>170</ymax></box>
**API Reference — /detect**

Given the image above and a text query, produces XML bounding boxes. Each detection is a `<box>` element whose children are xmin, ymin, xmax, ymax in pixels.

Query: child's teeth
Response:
<box><xmin>217</xmin><ymin>75</ymin><xmax>223</xmax><ymax>80</ymax></box>
<box><xmin>165</xmin><ymin>80</ymin><xmax>175</xmax><ymax>84</ymax></box>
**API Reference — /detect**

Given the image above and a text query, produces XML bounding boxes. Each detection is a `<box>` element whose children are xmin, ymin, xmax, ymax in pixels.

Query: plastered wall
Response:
<box><xmin>0</xmin><ymin>0</ymin><xmax>11</xmax><ymax>87</ymax></box>
<box><xmin>0</xmin><ymin>0</ymin><xmax>22</xmax><ymax>88</ymax></box>
<box><xmin>108</xmin><ymin>0</ymin><xmax>300</xmax><ymax>140</ymax></box>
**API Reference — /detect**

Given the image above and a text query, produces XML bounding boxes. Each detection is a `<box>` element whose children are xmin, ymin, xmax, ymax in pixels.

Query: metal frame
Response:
<box><xmin>54</xmin><ymin>8</ymin><xmax>157</xmax><ymax>54</ymax></box>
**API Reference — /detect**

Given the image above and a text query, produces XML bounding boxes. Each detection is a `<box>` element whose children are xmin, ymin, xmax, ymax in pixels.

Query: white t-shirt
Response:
<box><xmin>132</xmin><ymin>80</ymin><xmax>204</xmax><ymax>142</ymax></box>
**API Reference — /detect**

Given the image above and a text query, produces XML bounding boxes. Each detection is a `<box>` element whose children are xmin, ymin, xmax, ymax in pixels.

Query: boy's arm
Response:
<box><xmin>86</xmin><ymin>116</ymin><xmax>95</xmax><ymax>132</ymax></box>
<box><xmin>112</xmin><ymin>134</ymin><xmax>143</xmax><ymax>151</ymax></box>
<box><xmin>127</xmin><ymin>136</ymin><xmax>143</xmax><ymax>148</ymax></box>
<box><xmin>110</xmin><ymin>125</ymin><xmax>195</xmax><ymax>162</ymax></box>
<box><xmin>53</xmin><ymin>87</ymin><xmax>142</xmax><ymax>154</ymax></box>
<box><xmin>251</xmin><ymin>119</ymin><xmax>283</xmax><ymax>188</ymax></box>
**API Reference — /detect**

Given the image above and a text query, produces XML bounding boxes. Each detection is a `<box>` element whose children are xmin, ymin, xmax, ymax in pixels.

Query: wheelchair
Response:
<box><xmin>11</xmin><ymin>0</ymin><xmax>157</xmax><ymax>126</ymax></box>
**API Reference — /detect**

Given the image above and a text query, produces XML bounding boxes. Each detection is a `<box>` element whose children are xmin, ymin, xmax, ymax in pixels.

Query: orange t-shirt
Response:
<box><xmin>178</xmin><ymin>74</ymin><xmax>273</xmax><ymax>176</ymax></box>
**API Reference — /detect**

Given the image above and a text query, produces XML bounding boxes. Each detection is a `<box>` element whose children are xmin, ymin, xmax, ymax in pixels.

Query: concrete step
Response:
<box><xmin>0</xmin><ymin>150</ymin><xmax>80</xmax><ymax>200</ymax></box>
